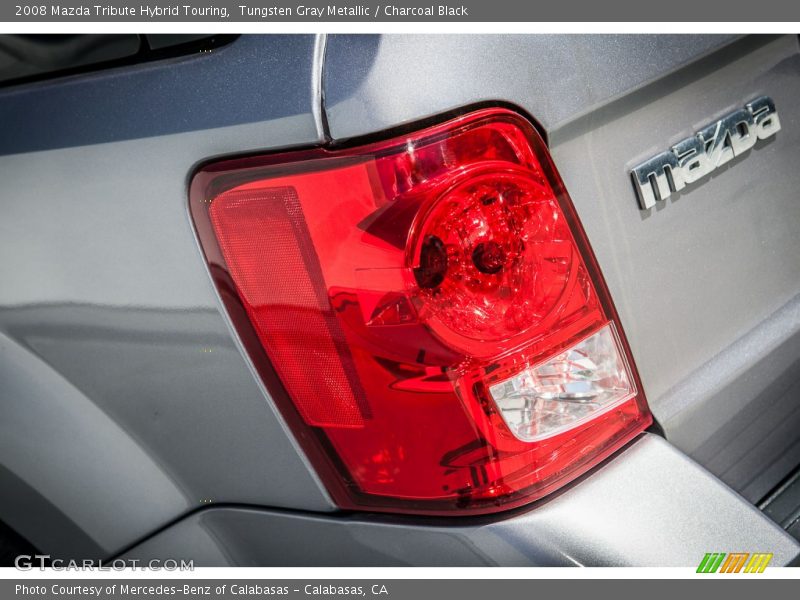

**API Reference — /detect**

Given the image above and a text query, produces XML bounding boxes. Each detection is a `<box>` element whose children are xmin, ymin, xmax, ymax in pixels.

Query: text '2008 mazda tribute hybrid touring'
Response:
<box><xmin>1</xmin><ymin>33</ymin><xmax>800</xmax><ymax>567</ymax></box>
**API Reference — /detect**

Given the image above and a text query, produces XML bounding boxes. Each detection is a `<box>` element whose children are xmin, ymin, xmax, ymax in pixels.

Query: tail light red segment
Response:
<box><xmin>191</xmin><ymin>108</ymin><xmax>652</xmax><ymax>515</ymax></box>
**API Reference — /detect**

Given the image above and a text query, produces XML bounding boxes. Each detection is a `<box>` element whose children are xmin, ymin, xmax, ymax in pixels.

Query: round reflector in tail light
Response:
<box><xmin>190</xmin><ymin>108</ymin><xmax>652</xmax><ymax>515</ymax></box>
<box><xmin>407</xmin><ymin>167</ymin><xmax>577</xmax><ymax>356</ymax></box>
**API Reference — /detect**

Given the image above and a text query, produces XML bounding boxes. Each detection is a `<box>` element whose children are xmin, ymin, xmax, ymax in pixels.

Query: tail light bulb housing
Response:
<box><xmin>191</xmin><ymin>108</ymin><xmax>652</xmax><ymax>515</ymax></box>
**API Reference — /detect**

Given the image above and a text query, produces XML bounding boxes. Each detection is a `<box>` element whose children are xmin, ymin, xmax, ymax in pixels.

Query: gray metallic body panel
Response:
<box><xmin>0</xmin><ymin>35</ymin><xmax>335</xmax><ymax>560</ymax></box>
<box><xmin>123</xmin><ymin>435</ymin><xmax>800</xmax><ymax>566</ymax></box>
<box><xmin>323</xmin><ymin>34</ymin><xmax>738</xmax><ymax>140</ymax></box>
<box><xmin>659</xmin><ymin>295</ymin><xmax>800</xmax><ymax>503</ymax></box>
<box><xmin>324</xmin><ymin>34</ymin><xmax>800</xmax><ymax>501</ymax></box>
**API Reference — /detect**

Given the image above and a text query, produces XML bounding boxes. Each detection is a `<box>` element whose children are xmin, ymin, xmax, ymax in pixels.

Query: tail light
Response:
<box><xmin>190</xmin><ymin>108</ymin><xmax>651</xmax><ymax>515</ymax></box>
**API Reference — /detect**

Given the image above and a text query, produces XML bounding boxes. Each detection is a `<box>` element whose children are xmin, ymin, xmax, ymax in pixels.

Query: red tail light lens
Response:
<box><xmin>191</xmin><ymin>108</ymin><xmax>651</xmax><ymax>515</ymax></box>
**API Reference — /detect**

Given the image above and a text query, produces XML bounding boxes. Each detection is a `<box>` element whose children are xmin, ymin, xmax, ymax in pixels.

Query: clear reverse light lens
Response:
<box><xmin>489</xmin><ymin>323</ymin><xmax>635</xmax><ymax>442</ymax></box>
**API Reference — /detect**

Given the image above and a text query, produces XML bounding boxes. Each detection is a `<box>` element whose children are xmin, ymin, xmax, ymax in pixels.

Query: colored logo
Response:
<box><xmin>697</xmin><ymin>552</ymin><xmax>773</xmax><ymax>573</ymax></box>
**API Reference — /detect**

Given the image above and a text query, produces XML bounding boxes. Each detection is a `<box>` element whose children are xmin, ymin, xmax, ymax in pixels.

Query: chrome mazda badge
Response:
<box><xmin>631</xmin><ymin>96</ymin><xmax>781</xmax><ymax>210</ymax></box>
